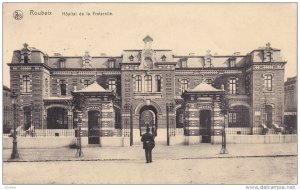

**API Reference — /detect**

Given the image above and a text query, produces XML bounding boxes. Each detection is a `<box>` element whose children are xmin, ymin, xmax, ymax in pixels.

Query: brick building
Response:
<box><xmin>3</xmin><ymin>85</ymin><xmax>13</xmax><ymax>133</ymax></box>
<box><xmin>284</xmin><ymin>76</ymin><xmax>297</xmax><ymax>132</ymax></box>
<box><xmin>7</xmin><ymin>36</ymin><xmax>287</xmax><ymax>145</ymax></box>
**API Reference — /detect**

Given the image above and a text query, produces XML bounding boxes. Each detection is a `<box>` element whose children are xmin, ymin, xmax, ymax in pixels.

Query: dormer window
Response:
<box><xmin>59</xmin><ymin>58</ymin><xmax>66</xmax><ymax>68</ymax></box>
<box><xmin>129</xmin><ymin>55</ymin><xmax>134</xmax><ymax>62</ymax></box>
<box><xmin>181</xmin><ymin>58</ymin><xmax>187</xmax><ymax>68</ymax></box>
<box><xmin>161</xmin><ymin>55</ymin><xmax>166</xmax><ymax>62</ymax></box>
<box><xmin>229</xmin><ymin>58</ymin><xmax>236</xmax><ymax>68</ymax></box>
<box><xmin>206</xmin><ymin>58</ymin><xmax>212</xmax><ymax>67</ymax></box>
<box><xmin>82</xmin><ymin>51</ymin><xmax>92</xmax><ymax>68</ymax></box>
<box><xmin>108</xmin><ymin>58</ymin><xmax>115</xmax><ymax>68</ymax></box>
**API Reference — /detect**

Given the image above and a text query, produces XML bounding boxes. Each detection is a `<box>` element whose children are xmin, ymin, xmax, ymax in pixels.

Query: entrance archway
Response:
<box><xmin>139</xmin><ymin>105</ymin><xmax>157</xmax><ymax>136</ymax></box>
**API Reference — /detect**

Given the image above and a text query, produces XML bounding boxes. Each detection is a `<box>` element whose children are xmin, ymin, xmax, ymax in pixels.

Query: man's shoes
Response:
<box><xmin>150</xmin><ymin>160</ymin><xmax>152</xmax><ymax>163</ymax></box>
<box><xmin>146</xmin><ymin>161</ymin><xmax>149</xmax><ymax>163</ymax></box>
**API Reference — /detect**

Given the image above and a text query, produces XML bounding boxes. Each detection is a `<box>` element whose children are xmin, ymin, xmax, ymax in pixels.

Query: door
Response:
<box><xmin>266</xmin><ymin>105</ymin><xmax>273</xmax><ymax>128</ymax></box>
<box><xmin>200</xmin><ymin>110</ymin><xmax>212</xmax><ymax>143</ymax></box>
<box><xmin>88</xmin><ymin>111</ymin><xmax>100</xmax><ymax>144</ymax></box>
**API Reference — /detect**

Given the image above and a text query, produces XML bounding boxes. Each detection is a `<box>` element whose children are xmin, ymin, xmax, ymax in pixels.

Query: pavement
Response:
<box><xmin>3</xmin><ymin>143</ymin><xmax>297</xmax><ymax>162</ymax></box>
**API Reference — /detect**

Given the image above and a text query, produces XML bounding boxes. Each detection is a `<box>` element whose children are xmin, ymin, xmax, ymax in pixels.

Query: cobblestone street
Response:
<box><xmin>3</xmin><ymin>156</ymin><xmax>297</xmax><ymax>184</ymax></box>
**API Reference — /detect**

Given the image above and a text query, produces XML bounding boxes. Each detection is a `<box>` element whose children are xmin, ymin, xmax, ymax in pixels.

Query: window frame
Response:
<box><xmin>145</xmin><ymin>75</ymin><xmax>152</xmax><ymax>92</ymax></box>
<box><xmin>229</xmin><ymin>78</ymin><xmax>237</xmax><ymax>94</ymax></box>
<box><xmin>135</xmin><ymin>75</ymin><xmax>142</xmax><ymax>92</ymax></box>
<box><xmin>264</xmin><ymin>74</ymin><xmax>273</xmax><ymax>91</ymax></box>
<box><xmin>22</xmin><ymin>75</ymin><xmax>31</xmax><ymax>93</ymax></box>
<box><xmin>108</xmin><ymin>79</ymin><xmax>116</xmax><ymax>91</ymax></box>
<box><xmin>180</xmin><ymin>79</ymin><xmax>189</xmax><ymax>94</ymax></box>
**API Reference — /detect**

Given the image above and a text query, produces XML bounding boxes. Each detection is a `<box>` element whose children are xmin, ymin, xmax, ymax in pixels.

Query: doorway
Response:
<box><xmin>139</xmin><ymin>105</ymin><xmax>157</xmax><ymax>136</ymax></box>
<box><xmin>199</xmin><ymin>110</ymin><xmax>212</xmax><ymax>143</ymax></box>
<box><xmin>88</xmin><ymin>111</ymin><xmax>100</xmax><ymax>144</ymax></box>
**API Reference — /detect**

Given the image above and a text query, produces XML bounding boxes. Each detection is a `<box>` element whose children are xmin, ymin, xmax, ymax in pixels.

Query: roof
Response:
<box><xmin>186</xmin><ymin>81</ymin><xmax>224</xmax><ymax>93</ymax></box>
<box><xmin>3</xmin><ymin>85</ymin><xmax>10</xmax><ymax>91</ymax></box>
<box><xmin>74</xmin><ymin>81</ymin><xmax>111</xmax><ymax>93</ymax></box>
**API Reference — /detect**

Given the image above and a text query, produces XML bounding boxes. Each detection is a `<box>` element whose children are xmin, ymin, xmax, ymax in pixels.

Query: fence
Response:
<box><xmin>3</xmin><ymin>128</ymin><xmax>123</xmax><ymax>137</ymax></box>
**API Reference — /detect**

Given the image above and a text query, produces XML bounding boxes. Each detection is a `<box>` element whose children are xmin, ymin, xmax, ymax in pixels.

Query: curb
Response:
<box><xmin>4</xmin><ymin>154</ymin><xmax>297</xmax><ymax>163</ymax></box>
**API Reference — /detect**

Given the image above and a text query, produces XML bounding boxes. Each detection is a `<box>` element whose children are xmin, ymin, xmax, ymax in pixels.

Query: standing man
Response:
<box><xmin>141</xmin><ymin>126</ymin><xmax>155</xmax><ymax>163</ymax></box>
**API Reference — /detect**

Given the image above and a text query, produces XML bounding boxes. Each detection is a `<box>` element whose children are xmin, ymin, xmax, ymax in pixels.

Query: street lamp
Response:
<box><xmin>219</xmin><ymin>115</ymin><xmax>228</xmax><ymax>154</ymax></box>
<box><xmin>166</xmin><ymin>103</ymin><xmax>174</xmax><ymax>146</ymax></box>
<box><xmin>10</xmin><ymin>93</ymin><xmax>19</xmax><ymax>160</ymax></box>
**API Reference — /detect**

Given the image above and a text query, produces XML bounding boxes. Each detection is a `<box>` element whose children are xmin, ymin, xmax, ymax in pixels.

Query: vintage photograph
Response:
<box><xmin>2</xmin><ymin>3</ymin><xmax>297</xmax><ymax>186</ymax></box>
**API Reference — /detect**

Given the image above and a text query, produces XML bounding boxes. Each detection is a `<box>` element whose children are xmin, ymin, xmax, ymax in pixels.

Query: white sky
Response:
<box><xmin>2</xmin><ymin>3</ymin><xmax>297</xmax><ymax>86</ymax></box>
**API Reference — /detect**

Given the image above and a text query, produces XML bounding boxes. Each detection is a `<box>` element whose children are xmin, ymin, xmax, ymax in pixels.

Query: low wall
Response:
<box><xmin>3</xmin><ymin>134</ymin><xmax>297</xmax><ymax>149</ymax></box>
<box><xmin>224</xmin><ymin>134</ymin><xmax>297</xmax><ymax>144</ymax></box>
<box><xmin>3</xmin><ymin>137</ymin><xmax>76</xmax><ymax>149</ymax></box>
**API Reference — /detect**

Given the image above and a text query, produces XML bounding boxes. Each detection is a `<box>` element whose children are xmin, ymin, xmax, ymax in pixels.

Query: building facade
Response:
<box><xmin>7</xmin><ymin>36</ymin><xmax>287</xmax><ymax>145</ymax></box>
<box><xmin>3</xmin><ymin>85</ymin><xmax>13</xmax><ymax>133</ymax></box>
<box><xmin>284</xmin><ymin>76</ymin><xmax>297</xmax><ymax>133</ymax></box>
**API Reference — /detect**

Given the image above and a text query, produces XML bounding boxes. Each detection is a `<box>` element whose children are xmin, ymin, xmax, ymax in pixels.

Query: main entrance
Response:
<box><xmin>139</xmin><ymin>105</ymin><xmax>157</xmax><ymax>136</ymax></box>
<box><xmin>199</xmin><ymin>110</ymin><xmax>212</xmax><ymax>143</ymax></box>
<box><xmin>88</xmin><ymin>111</ymin><xmax>100</xmax><ymax>144</ymax></box>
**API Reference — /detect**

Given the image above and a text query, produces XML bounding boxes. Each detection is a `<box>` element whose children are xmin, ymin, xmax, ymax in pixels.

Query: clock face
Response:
<box><xmin>144</xmin><ymin>57</ymin><xmax>153</xmax><ymax>68</ymax></box>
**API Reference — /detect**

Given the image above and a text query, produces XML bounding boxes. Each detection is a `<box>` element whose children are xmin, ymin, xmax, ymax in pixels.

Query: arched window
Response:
<box><xmin>108</xmin><ymin>79</ymin><xmax>116</xmax><ymax>91</ymax></box>
<box><xmin>155</xmin><ymin>75</ymin><xmax>162</xmax><ymax>92</ymax></box>
<box><xmin>180</xmin><ymin>79</ymin><xmax>188</xmax><ymax>93</ymax></box>
<box><xmin>264</xmin><ymin>74</ymin><xmax>272</xmax><ymax>91</ymax></box>
<box><xmin>135</xmin><ymin>75</ymin><xmax>142</xmax><ymax>92</ymax></box>
<box><xmin>145</xmin><ymin>75</ymin><xmax>152</xmax><ymax>92</ymax></box>
<box><xmin>229</xmin><ymin>78</ymin><xmax>237</xmax><ymax>94</ymax></box>
<box><xmin>60</xmin><ymin>80</ymin><xmax>66</xmax><ymax>96</ymax></box>
<box><xmin>22</xmin><ymin>75</ymin><xmax>31</xmax><ymax>93</ymax></box>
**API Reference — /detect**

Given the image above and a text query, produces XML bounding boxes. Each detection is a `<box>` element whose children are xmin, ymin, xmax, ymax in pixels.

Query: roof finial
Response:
<box><xmin>266</xmin><ymin>42</ymin><xmax>271</xmax><ymax>48</ymax></box>
<box><xmin>23</xmin><ymin>43</ymin><xmax>29</xmax><ymax>48</ymax></box>
<box><xmin>206</xmin><ymin>50</ymin><xmax>211</xmax><ymax>55</ymax></box>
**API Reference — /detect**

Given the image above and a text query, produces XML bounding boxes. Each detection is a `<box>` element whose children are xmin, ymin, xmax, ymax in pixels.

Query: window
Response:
<box><xmin>22</xmin><ymin>75</ymin><xmax>31</xmax><ymax>93</ymax></box>
<box><xmin>59</xmin><ymin>60</ymin><xmax>65</xmax><ymax>68</ymax></box>
<box><xmin>155</xmin><ymin>75</ymin><xmax>162</xmax><ymax>92</ymax></box>
<box><xmin>181</xmin><ymin>79</ymin><xmax>188</xmax><ymax>93</ymax></box>
<box><xmin>83</xmin><ymin>79</ymin><xmax>90</xmax><ymax>87</ymax></box>
<box><xmin>60</xmin><ymin>80</ymin><xmax>66</xmax><ymax>96</ymax></box>
<box><xmin>229</xmin><ymin>58</ymin><xmax>236</xmax><ymax>68</ymax></box>
<box><xmin>229</xmin><ymin>78</ymin><xmax>237</xmax><ymax>94</ymax></box>
<box><xmin>206</xmin><ymin>79</ymin><xmax>212</xmax><ymax>84</ymax></box>
<box><xmin>109</xmin><ymin>60</ymin><xmax>115</xmax><ymax>68</ymax></box>
<box><xmin>145</xmin><ymin>75</ymin><xmax>152</xmax><ymax>92</ymax></box>
<box><xmin>228</xmin><ymin>112</ymin><xmax>237</xmax><ymax>123</ymax></box>
<box><xmin>206</xmin><ymin>58</ymin><xmax>212</xmax><ymax>67</ymax></box>
<box><xmin>135</xmin><ymin>75</ymin><xmax>142</xmax><ymax>92</ymax></box>
<box><xmin>264</xmin><ymin>74</ymin><xmax>272</xmax><ymax>91</ymax></box>
<box><xmin>181</xmin><ymin>60</ymin><xmax>187</xmax><ymax>68</ymax></box>
<box><xmin>108</xmin><ymin>79</ymin><xmax>116</xmax><ymax>91</ymax></box>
